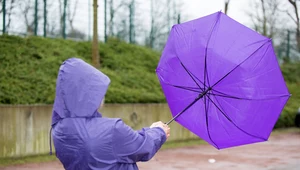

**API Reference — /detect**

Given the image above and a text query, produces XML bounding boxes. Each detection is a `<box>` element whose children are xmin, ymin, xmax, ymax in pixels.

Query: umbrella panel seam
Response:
<box><xmin>207</xmin><ymin>94</ymin><xmax>267</xmax><ymax>141</ymax></box>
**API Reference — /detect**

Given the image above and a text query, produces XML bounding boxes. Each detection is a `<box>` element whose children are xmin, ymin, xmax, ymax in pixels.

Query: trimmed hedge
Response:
<box><xmin>0</xmin><ymin>35</ymin><xmax>299</xmax><ymax>128</ymax></box>
<box><xmin>0</xmin><ymin>35</ymin><xmax>165</xmax><ymax>104</ymax></box>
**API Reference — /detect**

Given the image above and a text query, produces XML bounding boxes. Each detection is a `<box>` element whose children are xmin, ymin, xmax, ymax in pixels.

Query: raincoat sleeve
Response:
<box><xmin>112</xmin><ymin>119</ymin><xmax>166</xmax><ymax>163</ymax></box>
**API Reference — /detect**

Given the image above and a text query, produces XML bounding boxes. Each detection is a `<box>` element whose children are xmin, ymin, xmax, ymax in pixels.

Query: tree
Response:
<box><xmin>67</xmin><ymin>28</ymin><xmax>86</xmax><ymax>39</ymax></box>
<box><xmin>19</xmin><ymin>0</ymin><xmax>37</xmax><ymax>34</ymax></box>
<box><xmin>147</xmin><ymin>0</ymin><xmax>175</xmax><ymax>49</ymax></box>
<box><xmin>108</xmin><ymin>0</ymin><xmax>124</xmax><ymax>37</ymax></box>
<box><xmin>44</xmin><ymin>0</ymin><xmax>59</xmax><ymax>37</ymax></box>
<box><xmin>7</xmin><ymin>0</ymin><xmax>16</xmax><ymax>31</ymax></box>
<box><xmin>287</xmin><ymin>0</ymin><xmax>300</xmax><ymax>51</ymax></box>
<box><xmin>0</xmin><ymin>0</ymin><xmax>16</xmax><ymax>32</ymax></box>
<box><xmin>116</xmin><ymin>18</ymin><xmax>128</xmax><ymax>40</ymax></box>
<box><xmin>0</xmin><ymin>0</ymin><xmax>3</xmax><ymax>13</ymax></box>
<box><xmin>1</xmin><ymin>0</ymin><xmax>16</xmax><ymax>33</ymax></box>
<box><xmin>67</xmin><ymin>0</ymin><xmax>79</xmax><ymax>31</ymax></box>
<box><xmin>92</xmin><ymin>0</ymin><xmax>100</xmax><ymax>68</ymax></box>
<box><xmin>128</xmin><ymin>0</ymin><xmax>135</xmax><ymax>43</ymax></box>
<box><xmin>114</xmin><ymin>0</ymin><xmax>136</xmax><ymax>43</ymax></box>
<box><xmin>224</xmin><ymin>0</ymin><xmax>230</xmax><ymax>15</ymax></box>
<box><xmin>247</xmin><ymin>0</ymin><xmax>281</xmax><ymax>39</ymax></box>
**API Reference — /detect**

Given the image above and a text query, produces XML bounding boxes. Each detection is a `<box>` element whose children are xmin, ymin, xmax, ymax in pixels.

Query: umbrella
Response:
<box><xmin>156</xmin><ymin>11</ymin><xmax>290</xmax><ymax>149</ymax></box>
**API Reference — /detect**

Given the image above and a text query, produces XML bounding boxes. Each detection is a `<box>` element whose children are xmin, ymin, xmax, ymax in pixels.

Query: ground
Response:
<box><xmin>1</xmin><ymin>130</ymin><xmax>299</xmax><ymax>170</ymax></box>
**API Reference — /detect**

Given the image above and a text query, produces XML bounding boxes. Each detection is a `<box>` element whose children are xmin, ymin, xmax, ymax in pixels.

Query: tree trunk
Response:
<box><xmin>2</xmin><ymin>0</ymin><xmax>5</xmax><ymax>34</ymax></box>
<box><xmin>43</xmin><ymin>0</ymin><xmax>47</xmax><ymax>37</ymax></box>
<box><xmin>109</xmin><ymin>0</ymin><xmax>114</xmax><ymax>36</ymax></box>
<box><xmin>92</xmin><ymin>0</ymin><xmax>100</xmax><ymax>68</ymax></box>
<box><xmin>104</xmin><ymin>0</ymin><xmax>107</xmax><ymax>42</ymax></box>
<box><xmin>34</xmin><ymin>0</ymin><xmax>38</xmax><ymax>35</ymax></box>
<box><xmin>129</xmin><ymin>0</ymin><xmax>135</xmax><ymax>43</ymax></box>
<box><xmin>149</xmin><ymin>0</ymin><xmax>154</xmax><ymax>48</ymax></box>
<box><xmin>260</xmin><ymin>0</ymin><xmax>267</xmax><ymax>36</ymax></box>
<box><xmin>224</xmin><ymin>0</ymin><xmax>230</xmax><ymax>15</ymax></box>
<box><xmin>288</xmin><ymin>0</ymin><xmax>300</xmax><ymax>51</ymax></box>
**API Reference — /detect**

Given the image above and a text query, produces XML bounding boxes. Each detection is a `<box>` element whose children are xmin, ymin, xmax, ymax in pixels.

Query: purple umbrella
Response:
<box><xmin>156</xmin><ymin>11</ymin><xmax>290</xmax><ymax>149</ymax></box>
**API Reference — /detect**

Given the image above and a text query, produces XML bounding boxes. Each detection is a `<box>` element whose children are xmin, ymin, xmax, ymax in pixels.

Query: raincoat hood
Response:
<box><xmin>52</xmin><ymin>58</ymin><xmax>110</xmax><ymax>125</ymax></box>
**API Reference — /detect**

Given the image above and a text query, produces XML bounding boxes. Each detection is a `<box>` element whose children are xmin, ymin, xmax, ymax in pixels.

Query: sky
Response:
<box><xmin>182</xmin><ymin>0</ymin><xmax>251</xmax><ymax>25</ymax></box>
<box><xmin>0</xmin><ymin>0</ymin><xmax>293</xmax><ymax>42</ymax></box>
<box><xmin>93</xmin><ymin>0</ymin><xmax>254</xmax><ymax>41</ymax></box>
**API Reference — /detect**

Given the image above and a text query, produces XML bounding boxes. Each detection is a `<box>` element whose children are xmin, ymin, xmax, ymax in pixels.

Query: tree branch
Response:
<box><xmin>224</xmin><ymin>0</ymin><xmax>230</xmax><ymax>14</ymax></box>
<box><xmin>287</xmin><ymin>10</ymin><xmax>298</xmax><ymax>24</ymax></box>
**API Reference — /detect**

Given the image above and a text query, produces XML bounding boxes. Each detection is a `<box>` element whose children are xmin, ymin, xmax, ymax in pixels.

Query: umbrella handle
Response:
<box><xmin>165</xmin><ymin>99</ymin><xmax>193</xmax><ymax>125</ymax></box>
<box><xmin>165</xmin><ymin>88</ymin><xmax>210</xmax><ymax>125</ymax></box>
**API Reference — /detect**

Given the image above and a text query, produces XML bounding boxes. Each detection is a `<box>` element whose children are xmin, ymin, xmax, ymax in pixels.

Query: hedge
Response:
<box><xmin>0</xmin><ymin>35</ymin><xmax>299</xmax><ymax>128</ymax></box>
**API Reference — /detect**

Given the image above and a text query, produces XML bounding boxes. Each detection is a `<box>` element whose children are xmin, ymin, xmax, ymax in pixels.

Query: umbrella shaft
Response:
<box><xmin>166</xmin><ymin>88</ymin><xmax>211</xmax><ymax>125</ymax></box>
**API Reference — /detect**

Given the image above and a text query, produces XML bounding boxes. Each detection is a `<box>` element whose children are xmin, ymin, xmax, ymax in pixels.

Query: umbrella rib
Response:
<box><xmin>171</xmin><ymin>84</ymin><xmax>202</xmax><ymax>93</ymax></box>
<box><xmin>208</xmin><ymin>92</ymin><xmax>290</xmax><ymax>101</ymax></box>
<box><xmin>179</xmin><ymin>61</ymin><xmax>205</xmax><ymax>91</ymax></box>
<box><xmin>185</xmin><ymin>67</ymin><xmax>208</xmax><ymax>90</ymax></box>
<box><xmin>211</xmin><ymin>39</ymin><xmax>271</xmax><ymax>88</ymax></box>
<box><xmin>204</xmin><ymin>95</ymin><xmax>220</xmax><ymax>149</ymax></box>
<box><xmin>210</xmin><ymin>88</ymin><xmax>232</xmax><ymax>96</ymax></box>
<box><xmin>204</xmin><ymin>12</ymin><xmax>222</xmax><ymax>88</ymax></box>
<box><xmin>206</xmin><ymin>95</ymin><xmax>267</xmax><ymax>141</ymax></box>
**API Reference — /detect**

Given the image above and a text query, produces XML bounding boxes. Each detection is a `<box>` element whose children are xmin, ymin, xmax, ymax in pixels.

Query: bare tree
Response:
<box><xmin>224</xmin><ymin>0</ymin><xmax>230</xmax><ymax>15</ymax></box>
<box><xmin>0</xmin><ymin>0</ymin><xmax>3</xmax><ymax>13</ymax></box>
<box><xmin>108</xmin><ymin>0</ymin><xmax>138</xmax><ymax>43</ymax></box>
<box><xmin>67</xmin><ymin>0</ymin><xmax>79</xmax><ymax>31</ymax></box>
<box><xmin>147</xmin><ymin>0</ymin><xmax>172</xmax><ymax>49</ymax></box>
<box><xmin>4</xmin><ymin>0</ymin><xmax>16</xmax><ymax>31</ymax></box>
<box><xmin>128</xmin><ymin>0</ymin><xmax>135</xmax><ymax>43</ymax></box>
<box><xmin>44</xmin><ymin>0</ymin><xmax>59</xmax><ymax>37</ymax></box>
<box><xmin>58</xmin><ymin>0</ymin><xmax>63</xmax><ymax>32</ymax></box>
<box><xmin>287</xmin><ymin>0</ymin><xmax>300</xmax><ymax>51</ymax></box>
<box><xmin>57</xmin><ymin>0</ymin><xmax>67</xmax><ymax>37</ymax></box>
<box><xmin>0</xmin><ymin>0</ymin><xmax>17</xmax><ymax>32</ymax></box>
<box><xmin>116</xmin><ymin>19</ymin><xmax>128</xmax><ymax>40</ymax></box>
<box><xmin>19</xmin><ymin>0</ymin><xmax>35</xmax><ymax>34</ymax></box>
<box><xmin>247</xmin><ymin>0</ymin><xmax>281</xmax><ymax>39</ymax></box>
<box><xmin>108</xmin><ymin>0</ymin><xmax>125</xmax><ymax>36</ymax></box>
<box><xmin>67</xmin><ymin>28</ymin><xmax>86</xmax><ymax>39</ymax></box>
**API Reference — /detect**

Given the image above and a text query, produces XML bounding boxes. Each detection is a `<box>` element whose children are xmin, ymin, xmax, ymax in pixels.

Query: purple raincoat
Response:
<box><xmin>51</xmin><ymin>58</ymin><xmax>166</xmax><ymax>170</ymax></box>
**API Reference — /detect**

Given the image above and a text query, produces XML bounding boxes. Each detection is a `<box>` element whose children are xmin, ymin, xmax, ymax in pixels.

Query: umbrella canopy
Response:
<box><xmin>156</xmin><ymin>11</ymin><xmax>290</xmax><ymax>149</ymax></box>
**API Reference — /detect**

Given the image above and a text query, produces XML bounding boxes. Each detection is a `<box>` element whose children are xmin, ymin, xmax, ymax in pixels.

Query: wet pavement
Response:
<box><xmin>1</xmin><ymin>130</ymin><xmax>300</xmax><ymax>170</ymax></box>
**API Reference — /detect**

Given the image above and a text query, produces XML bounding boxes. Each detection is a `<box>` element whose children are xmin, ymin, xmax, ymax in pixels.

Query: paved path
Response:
<box><xmin>1</xmin><ymin>131</ymin><xmax>300</xmax><ymax>170</ymax></box>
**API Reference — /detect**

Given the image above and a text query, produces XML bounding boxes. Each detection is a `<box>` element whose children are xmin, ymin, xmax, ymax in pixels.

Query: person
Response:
<box><xmin>51</xmin><ymin>58</ymin><xmax>170</xmax><ymax>170</ymax></box>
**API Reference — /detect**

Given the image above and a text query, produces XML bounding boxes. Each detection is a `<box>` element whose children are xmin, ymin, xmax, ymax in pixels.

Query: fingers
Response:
<box><xmin>150</xmin><ymin>121</ymin><xmax>171</xmax><ymax>139</ymax></box>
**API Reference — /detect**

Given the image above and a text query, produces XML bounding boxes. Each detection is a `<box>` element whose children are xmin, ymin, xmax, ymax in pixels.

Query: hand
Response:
<box><xmin>150</xmin><ymin>121</ymin><xmax>170</xmax><ymax>139</ymax></box>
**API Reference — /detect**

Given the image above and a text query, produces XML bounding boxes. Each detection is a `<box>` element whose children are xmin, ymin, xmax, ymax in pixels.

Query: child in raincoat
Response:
<box><xmin>51</xmin><ymin>58</ymin><xmax>170</xmax><ymax>170</ymax></box>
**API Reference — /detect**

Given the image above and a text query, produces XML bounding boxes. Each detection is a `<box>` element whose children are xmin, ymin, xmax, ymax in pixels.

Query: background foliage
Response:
<box><xmin>0</xmin><ymin>35</ymin><xmax>165</xmax><ymax>104</ymax></box>
<box><xmin>0</xmin><ymin>35</ymin><xmax>299</xmax><ymax>128</ymax></box>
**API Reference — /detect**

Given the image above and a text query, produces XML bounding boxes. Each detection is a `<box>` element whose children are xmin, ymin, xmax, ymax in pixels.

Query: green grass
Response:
<box><xmin>0</xmin><ymin>154</ymin><xmax>57</xmax><ymax>167</ymax></box>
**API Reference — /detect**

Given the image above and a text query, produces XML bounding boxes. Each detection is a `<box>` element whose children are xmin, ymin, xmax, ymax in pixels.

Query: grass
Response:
<box><xmin>0</xmin><ymin>154</ymin><xmax>57</xmax><ymax>167</ymax></box>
